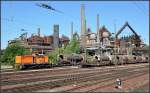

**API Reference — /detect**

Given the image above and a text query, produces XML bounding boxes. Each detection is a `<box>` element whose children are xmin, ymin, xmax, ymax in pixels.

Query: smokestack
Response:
<box><xmin>81</xmin><ymin>4</ymin><xmax>86</xmax><ymax>46</ymax></box>
<box><xmin>53</xmin><ymin>25</ymin><xmax>59</xmax><ymax>48</ymax></box>
<box><xmin>85</xmin><ymin>19</ymin><xmax>86</xmax><ymax>32</ymax></box>
<box><xmin>71</xmin><ymin>22</ymin><xmax>73</xmax><ymax>39</ymax></box>
<box><xmin>38</xmin><ymin>28</ymin><xmax>40</xmax><ymax>36</ymax></box>
<box><xmin>97</xmin><ymin>14</ymin><xmax>100</xmax><ymax>43</ymax></box>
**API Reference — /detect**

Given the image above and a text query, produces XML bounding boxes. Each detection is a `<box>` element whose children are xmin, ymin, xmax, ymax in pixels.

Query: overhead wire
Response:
<box><xmin>132</xmin><ymin>1</ymin><xmax>148</xmax><ymax>43</ymax></box>
<box><xmin>132</xmin><ymin>1</ymin><xmax>148</xmax><ymax>16</ymax></box>
<box><xmin>1</xmin><ymin>17</ymin><xmax>40</xmax><ymax>28</ymax></box>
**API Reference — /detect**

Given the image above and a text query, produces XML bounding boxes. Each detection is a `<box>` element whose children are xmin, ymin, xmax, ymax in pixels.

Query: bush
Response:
<box><xmin>48</xmin><ymin>48</ymin><xmax>64</xmax><ymax>64</ymax></box>
<box><xmin>64</xmin><ymin>36</ymin><xmax>80</xmax><ymax>54</ymax></box>
<box><xmin>2</xmin><ymin>43</ymin><xmax>31</xmax><ymax>65</ymax></box>
<box><xmin>48</xmin><ymin>36</ymin><xmax>80</xmax><ymax>65</ymax></box>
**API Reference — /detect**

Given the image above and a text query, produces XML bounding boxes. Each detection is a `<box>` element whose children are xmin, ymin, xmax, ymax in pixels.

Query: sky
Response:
<box><xmin>1</xmin><ymin>1</ymin><xmax>149</xmax><ymax>49</ymax></box>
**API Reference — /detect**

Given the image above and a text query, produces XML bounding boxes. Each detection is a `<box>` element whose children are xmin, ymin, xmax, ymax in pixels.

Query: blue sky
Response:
<box><xmin>1</xmin><ymin>1</ymin><xmax>149</xmax><ymax>49</ymax></box>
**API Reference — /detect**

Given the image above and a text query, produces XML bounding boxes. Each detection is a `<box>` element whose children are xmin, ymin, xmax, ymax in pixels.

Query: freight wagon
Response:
<box><xmin>81</xmin><ymin>54</ymin><xmax>149</xmax><ymax>68</ymax></box>
<box><xmin>14</xmin><ymin>53</ymin><xmax>149</xmax><ymax>70</ymax></box>
<box><xmin>15</xmin><ymin>55</ymin><xmax>49</xmax><ymax>70</ymax></box>
<box><xmin>57</xmin><ymin>54</ymin><xmax>83</xmax><ymax>66</ymax></box>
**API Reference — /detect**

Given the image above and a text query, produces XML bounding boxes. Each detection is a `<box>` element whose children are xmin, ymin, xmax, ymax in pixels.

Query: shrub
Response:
<box><xmin>2</xmin><ymin>43</ymin><xmax>31</xmax><ymax>65</ymax></box>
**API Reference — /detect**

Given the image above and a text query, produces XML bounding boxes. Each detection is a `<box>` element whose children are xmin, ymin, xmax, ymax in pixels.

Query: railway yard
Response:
<box><xmin>1</xmin><ymin>2</ymin><xmax>149</xmax><ymax>93</ymax></box>
<box><xmin>1</xmin><ymin>63</ymin><xmax>149</xmax><ymax>92</ymax></box>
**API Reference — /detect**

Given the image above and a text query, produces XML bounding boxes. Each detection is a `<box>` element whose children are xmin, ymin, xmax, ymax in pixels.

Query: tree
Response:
<box><xmin>64</xmin><ymin>36</ymin><xmax>80</xmax><ymax>54</ymax></box>
<box><xmin>1</xmin><ymin>43</ymin><xmax>31</xmax><ymax>65</ymax></box>
<box><xmin>48</xmin><ymin>36</ymin><xmax>80</xmax><ymax>65</ymax></box>
<box><xmin>48</xmin><ymin>48</ymin><xmax>64</xmax><ymax>64</ymax></box>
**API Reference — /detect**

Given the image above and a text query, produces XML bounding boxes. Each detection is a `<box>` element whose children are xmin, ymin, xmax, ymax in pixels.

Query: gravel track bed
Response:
<box><xmin>1</xmin><ymin>65</ymin><xmax>148</xmax><ymax>92</ymax></box>
<box><xmin>1</xmin><ymin>64</ymin><xmax>147</xmax><ymax>86</ymax></box>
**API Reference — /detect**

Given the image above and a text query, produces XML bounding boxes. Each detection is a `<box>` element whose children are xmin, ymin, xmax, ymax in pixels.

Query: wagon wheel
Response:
<box><xmin>19</xmin><ymin>65</ymin><xmax>23</xmax><ymax>70</ymax></box>
<box><xmin>19</xmin><ymin>64</ymin><xmax>25</xmax><ymax>70</ymax></box>
<box><xmin>14</xmin><ymin>64</ymin><xmax>22</xmax><ymax>70</ymax></box>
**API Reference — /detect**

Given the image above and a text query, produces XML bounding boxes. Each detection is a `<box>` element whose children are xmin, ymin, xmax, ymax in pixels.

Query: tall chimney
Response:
<box><xmin>53</xmin><ymin>25</ymin><xmax>59</xmax><ymax>48</ymax></box>
<box><xmin>71</xmin><ymin>22</ymin><xmax>73</xmax><ymax>39</ymax></box>
<box><xmin>38</xmin><ymin>28</ymin><xmax>40</xmax><ymax>36</ymax></box>
<box><xmin>81</xmin><ymin>4</ymin><xmax>86</xmax><ymax>46</ymax></box>
<box><xmin>97</xmin><ymin>14</ymin><xmax>100</xmax><ymax>43</ymax></box>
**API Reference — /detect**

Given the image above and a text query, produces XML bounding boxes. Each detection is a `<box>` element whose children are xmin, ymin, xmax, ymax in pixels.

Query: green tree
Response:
<box><xmin>48</xmin><ymin>36</ymin><xmax>80</xmax><ymax>64</ymax></box>
<box><xmin>48</xmin><ymin>48</ymin><xmax>64</xmax><ymax>64</ymax></box>
<box><xmin>2</xmin><ymin>43</ymin><xmax>31</xmax><ymax>65</ymax></box>
<box><xmin>64</xmin><ymin>36</ymin><xmax>80</xmax><ymax>54</ymax></box>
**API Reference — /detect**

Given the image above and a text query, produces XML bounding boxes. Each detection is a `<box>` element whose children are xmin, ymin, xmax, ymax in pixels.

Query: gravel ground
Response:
<box><xmin>132</xmin><ymin>82</ymin><xmax>149</xmax><ymax>92</ymax></box>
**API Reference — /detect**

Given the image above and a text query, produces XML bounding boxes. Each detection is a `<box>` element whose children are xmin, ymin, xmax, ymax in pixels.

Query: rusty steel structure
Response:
<box><xmin>115</xmin><ymin>22</ymin><xmax>141</xmax><ymax>47</ymax></box>
<box><xmin>7</xmin><ymin>4</ymin><xmax>148</xmax><ymax>67</ymax></box>
<box><xmin>8</xmin><ymin>26</ymin><xmax>70</xmax><ymax>54</ymax></box>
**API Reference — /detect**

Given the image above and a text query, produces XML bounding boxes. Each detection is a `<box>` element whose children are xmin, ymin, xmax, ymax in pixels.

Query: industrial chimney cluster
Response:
<box><xmin>8</xmin><ymin>4</ymin><xmax>146</xmax><ymax>55</ymax></box>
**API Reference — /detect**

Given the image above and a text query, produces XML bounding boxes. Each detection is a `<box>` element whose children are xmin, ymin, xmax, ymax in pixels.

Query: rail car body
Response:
<box><xmin>58</xmin><ymin>54</ymin><xmax>83</xmax><ymax>66</ymax></box>
<box><xmin>81</xmin><ymin>54</ymin><xmax>149</xmax><ymax>68</ymax></box>
<box><xmin>14</xmin><ymin>53</ymin><xmax>149</xmax><ymax>69</ymax></box>
<box><xmin>15</xmin><ymin>55</ymin><xmax>49</xmax><ymax>70</ymax></box>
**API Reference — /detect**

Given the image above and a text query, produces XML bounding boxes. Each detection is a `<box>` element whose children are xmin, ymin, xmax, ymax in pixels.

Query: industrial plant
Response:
<box><xmin>1</xmin><ymin>2</ymin><xmax>149</xmax><ymax>93</ymax></box>
<box><xmin>8</xmin><ymin>4</ymin><xmax>149</xmax><ymax>57</ymax></box>
<box><xmin>8</xmin><ymin>25</ymin><xmax>70</xmax><ymax>54</ymax></box>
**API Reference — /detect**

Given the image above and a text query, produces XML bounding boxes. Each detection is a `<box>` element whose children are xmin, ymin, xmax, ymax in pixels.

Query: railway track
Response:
<box><xmin>1</xmin><ymin>63</ymin><xmax>148</xmax><ymax>77</ymax></box>
<box><xmin>1</xmin><ymin>64</ymin><xmax>148</xmax><ymax>92</ymax></box>
<box><xmin>68</xmin><ymin>69</ymin><xmax>148</xmax><ymax>92</ymax></box>
<box><xmin>1</xmin><ymin>65</ymin><xmax>137</xmax><ymax>85</ymax></box>
<box><xmin>1</xmin><ymin>68</ymin><xmax>118</xmax><ymax>86</ymax></box>
<box><xmin>1</xmin><ymin>66</ymin><xmax>119</xmax><ymax>80</ymax></box>
<box><xmin>1</xmin><ymin>63</ymin><xmax>148</xmax><ymax>82</ymax></box>
<box><xmin>36</xmin><ymin>68</ymin><xmax>148</xmax><ymax>92</ymax></box>
<box><xmin>1</xmin><ymin>66</ymin><xmax>79</xmax><ymax>75</ymax></box>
